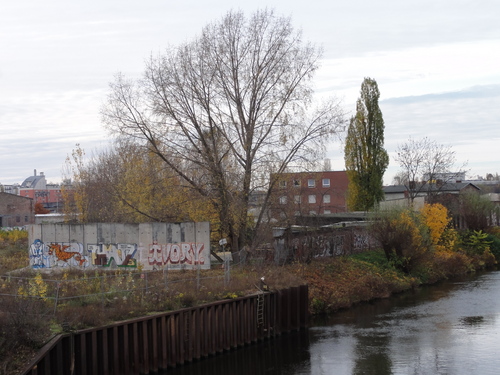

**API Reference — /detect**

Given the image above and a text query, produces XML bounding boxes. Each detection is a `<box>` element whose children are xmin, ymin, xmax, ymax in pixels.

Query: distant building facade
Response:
<box><xmin>423</xmin><ymin>171</ymin><xmax>466</xmax><ymax>184</ymax></box>
<box><xmin>0</xmin><ymin>183</ymin><xmax>20</xmax><ymax>195</ymax></box>
<box><xmin>270</xmin><ymin>170</ymin><xmax>349</xmax><ymax>223</ymax></box>
<box><xmin>382</xmin><ymin>182</ymin><xmax>481</xmax><ymax>209</ymax></box>
<box><xmin>18</xmin><ymin>170</ymin><xmax>65</xmax><ymax>212</ymax></box>
<box><xmin>0</xmin><ymin>192</ymin><xmax>35</xmax><ymax>227</ymax></box>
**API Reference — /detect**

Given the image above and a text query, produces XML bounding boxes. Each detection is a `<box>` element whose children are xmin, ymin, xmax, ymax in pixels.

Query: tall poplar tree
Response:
<box><xmin>344</xmin><ymin>77</ymin><xmax>389</xmax><ymax>211</ymax></box>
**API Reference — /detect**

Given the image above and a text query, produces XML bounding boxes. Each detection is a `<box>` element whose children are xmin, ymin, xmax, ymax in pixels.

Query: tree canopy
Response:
<box><xmin>101</xmin><ymin>9</ymin><xmax>344</xmax><ymax>252</ymax></box>
<box><xmin>63</xmin><ymin>142</ymin><xmax>219</xmax><ymax>230</ymax></box>
<box><xmin>344</xmin><ymin>77</ymin><xmax>388</xmax><ymax>211</ymax></box>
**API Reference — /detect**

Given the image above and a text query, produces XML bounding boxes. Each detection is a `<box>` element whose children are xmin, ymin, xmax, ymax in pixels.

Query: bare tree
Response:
<box><xmin>395</xmin><ymin>137</ymin><xmax>466</xmax><ymax>204</ymax></box>
<box><xmin>101</xmin><ymin>9</ymin><xmax>344</xmax><ymax>252</ymax></box>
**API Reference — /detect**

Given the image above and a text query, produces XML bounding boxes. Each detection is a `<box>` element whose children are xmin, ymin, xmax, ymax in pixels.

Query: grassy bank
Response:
<box><xmin>296</xmin><ymin>247</ymin><xmax>496</xmax><ymax>315</ymax></box>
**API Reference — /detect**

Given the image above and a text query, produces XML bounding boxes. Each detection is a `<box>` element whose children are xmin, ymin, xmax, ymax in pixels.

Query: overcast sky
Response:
<box><xmin>1</xmin><ymin>0</ymin><xmax>499</xmax><ymax>185</ymax></box>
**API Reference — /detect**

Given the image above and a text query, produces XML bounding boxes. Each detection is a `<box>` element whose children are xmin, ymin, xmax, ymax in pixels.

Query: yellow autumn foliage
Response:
<box><xmin>420</xmin><ymin>203</ymin><xmax>457</xmax><ymax>253</ymax></box>
<box><xmin>18</xmin><ymin>273</ymin><xmax>49</xmax><ymax>301</ymax></box>
<box><xmin>392</xmin><ymin>209</ymin><xmax>426</xmax><ymax>253</ymax></box>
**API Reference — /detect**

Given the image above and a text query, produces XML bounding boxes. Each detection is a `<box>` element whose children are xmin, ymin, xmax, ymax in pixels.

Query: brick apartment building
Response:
<box><xmin>270</xmin><ymin>170</ymin><xmax>349</xmax><ymax>222</ymax></box>
<box><xmin>0</xmin><ymin>192</ymin><xmax>35</xmax><ymax>227</ymax></box>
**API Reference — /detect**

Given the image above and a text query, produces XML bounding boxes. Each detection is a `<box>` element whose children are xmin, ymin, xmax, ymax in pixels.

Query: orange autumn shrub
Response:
<box><xmin>420</xmin><ymin>203</ymin><xmax>457</xmax><ymax>253</ymax></box>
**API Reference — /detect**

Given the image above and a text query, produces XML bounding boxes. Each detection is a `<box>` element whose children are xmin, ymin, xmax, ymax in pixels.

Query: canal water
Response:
<box><xmin>165</xmin><ymin>270</ymin><xmax>500</xmax><ymax>374</ymax></box>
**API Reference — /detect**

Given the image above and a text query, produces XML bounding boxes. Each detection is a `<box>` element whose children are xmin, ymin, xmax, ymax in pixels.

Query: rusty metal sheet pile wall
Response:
<box><xmin>22</xmin><ymin>285</ymin><xmax>308</xmax><ymax>375</ymax></box>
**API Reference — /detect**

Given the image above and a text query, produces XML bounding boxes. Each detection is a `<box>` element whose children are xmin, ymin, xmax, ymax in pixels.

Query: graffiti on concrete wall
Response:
<box><xmin>353</xmin><ymin>233</ymin><xmax>370</xmax><ymax>251</ymax></box>
<box><xmin>30</xmin><ymin>240</ymin><xmax>90</xmax><ymax>268</ymax></box>
<box><xmin>28</xmin><ymin>223</ymin><xmax>211</xmax><ymax>270</ymax></box>
<box><xmin>147</xmin><ymin>242</ymin><xmax>207</xmax><ymax>267</ymax></box>
<box><xmin>276</xmin><ymin>226</ymin><xmax>377</xmax><ymax>263</ymax></box>
<box><xmin>87</xmin><ymin>243</ymin><xmax>138</xmax><ymax>268</ymax></box>
<box><xmin>29</xmin><ymin>240</ymin><xmax>206</xmax><ymax>269</ymax></box>
<box><xmin>29</xmin><ymin>239</ymin><xmax>48</xmax><ymax>268</ymax></box>
<box><xmin>29</xmin><ymin>240</ymin><xmax>138</xmax><ymax>269</ymax></box>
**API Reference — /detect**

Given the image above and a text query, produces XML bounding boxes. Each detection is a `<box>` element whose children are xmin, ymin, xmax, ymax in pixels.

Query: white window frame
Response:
<box><xmin>323</xmin><ymin>194</ymin><xmax>331</xmax><ymax>204</ymax></box>
<box><xmin>308</xmin><ymin>179</ymin><xmax>315</xmax><ymax>188</ymax></box>
<box><xmin>308</xmin><ymin>194</ymin><xmax>316</xmax><ymax>204</ymax></box>
<box><xmin>322</xmin><ymin>178</ymin><xmax>330</xmax><ymax>187</ymax></box>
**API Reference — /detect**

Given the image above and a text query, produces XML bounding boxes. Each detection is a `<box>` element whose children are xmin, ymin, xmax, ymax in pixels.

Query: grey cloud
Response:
<box><xmin>382</xmin><ymin>84</ymin><xmax>500</xmax><ymax>104</ymax></box>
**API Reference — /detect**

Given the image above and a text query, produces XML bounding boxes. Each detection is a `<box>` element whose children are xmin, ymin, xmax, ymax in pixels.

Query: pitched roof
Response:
<box><xmin>21</xmin><ymin>175</ymin><xmax>45</xmax><ymax>189</ymax></box>
<box><xmin>383</xmin><ymin>182</ymin><xmax>480</xmax><ymax>194</ymax></box>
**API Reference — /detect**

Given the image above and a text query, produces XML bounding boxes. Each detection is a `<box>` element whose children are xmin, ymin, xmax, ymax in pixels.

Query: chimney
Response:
<box><xmin>34</xmin><ymin>169</ymin><xmax>37</xmax><ymax>176</ymax></box>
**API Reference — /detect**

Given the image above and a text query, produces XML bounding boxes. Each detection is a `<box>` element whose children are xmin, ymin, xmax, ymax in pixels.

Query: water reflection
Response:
<box><xmin>162</xmin><ymin>329</ymin><xmax>310</xmax><ymax>375</ymax></box>
<box><xmin>162</xmin><ymin>271</ymin><xmax>500</xmax><ymax>374</ymax></box>
<box><xmin>307</xmin><ymin>270</ymin><xmax>500</xmax><ymax>375</ymax></box>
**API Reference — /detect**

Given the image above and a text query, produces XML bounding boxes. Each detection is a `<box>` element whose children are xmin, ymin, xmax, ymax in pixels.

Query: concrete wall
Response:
<box><xmin>274</xmin><ymin>224</ymin><xmax>377</xmax><ymax>264</ymax></box>
<box><xmin>28</xmin><ymin>222</ymin><xmax>211</xmax><ymax>270</ymax></box>
<box><xmin>378</xmin><ymin>196</ymin><xmax>425</xmax><ymax>210</ymax></box>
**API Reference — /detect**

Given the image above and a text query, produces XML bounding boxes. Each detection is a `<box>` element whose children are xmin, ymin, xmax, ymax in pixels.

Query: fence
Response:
<box><xmin>1</xmin><ymin>262</ymin><xmax>236</xmax><ymax>317</ymax></box>
<box><xmin>20</xmin><ymin>285</ymin><xmax>308</xmax><ymax>375</ymax></box>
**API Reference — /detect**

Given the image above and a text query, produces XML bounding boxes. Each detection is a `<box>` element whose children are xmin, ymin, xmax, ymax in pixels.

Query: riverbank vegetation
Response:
<box><xmin>1</xmin><ymin>204</ymin><xmax>500</xmax><ymax>374</ymax></box>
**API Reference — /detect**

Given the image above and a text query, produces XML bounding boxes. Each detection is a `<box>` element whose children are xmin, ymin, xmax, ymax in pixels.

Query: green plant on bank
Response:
<box><xmin>460</xmin><ymin>230</ymin><xmax>493</xmax><ymax>255</ymax></box>
<box><xmin>485</xmin><ymin>232</ymin><xmax>500</xmax><ymax>260</ymax></box>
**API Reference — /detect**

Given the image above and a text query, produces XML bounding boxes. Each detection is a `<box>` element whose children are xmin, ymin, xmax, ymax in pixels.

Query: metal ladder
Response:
<box><xmin>257</xmin><ymin>292</ymin><xmax>264</xmax><ymax>326</ymax></box>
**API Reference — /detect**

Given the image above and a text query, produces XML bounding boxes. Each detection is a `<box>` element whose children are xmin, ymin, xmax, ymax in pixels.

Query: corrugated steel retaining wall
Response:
<box><xmin>22</xmin><ymin>285</ymin><xmax>308</xmax><ymax>375</ymax></box>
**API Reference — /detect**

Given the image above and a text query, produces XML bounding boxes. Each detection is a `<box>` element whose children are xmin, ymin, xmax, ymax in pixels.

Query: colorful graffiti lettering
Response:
<box><xmin>148</xmin><ymin>242</ymin><xmax>206</xmax><ymax>266</ymax></box>
<box><xmin>87</xmin><ymin>243</ymin><xmax>138</xmax><ymax>268</ymax></box>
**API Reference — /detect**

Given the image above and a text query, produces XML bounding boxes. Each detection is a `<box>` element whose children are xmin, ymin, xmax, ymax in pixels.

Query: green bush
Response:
<box><xmin>458</xmin><ymin>230</ymin><xmax>493</xmax><ymax>255</ymax></box>
<box><xmin>486</xmin><ymin>233</ymin><xmax>500</xmax><ymax>261</ymax></box>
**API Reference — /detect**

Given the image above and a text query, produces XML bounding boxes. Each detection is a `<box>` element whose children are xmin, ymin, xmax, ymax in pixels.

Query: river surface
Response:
<box><xmin>165</xmin><ymin>270</ymin><xmax>500</xmax><ymax>374</ymax></box>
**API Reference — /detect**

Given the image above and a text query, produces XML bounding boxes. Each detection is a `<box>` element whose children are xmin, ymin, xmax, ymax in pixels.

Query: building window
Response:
<box><xmin>25</xmin><ymin>216</ymin><xmax>29</xmax><ymax>222</ymax></box>
<box><xmin>294</xmin><ymin>195</ymin><xmax>301</xmax><ymax>204</ymax></box>
<box><xmin>293</xmin><ymin>179</ymin><xmax>301</xmax><ymax>187</ymax></box>
<box><xmin>323</xmin><ymin>194</ymin><xmax>331</xmax><ymax>204</ymax></box>
<box><xmin>279</xmin><ymin>196</ymin><xmax>287</xmax><ymax>204</ymax></box>
<box><xmin>308</xmin><ymin>194</ymin><xmax>316</xmax><ymax>204</ymax></box>
<box><xmin>279</xmin><ymin>180</ymin><xmax>287</xmax><ymax>188</ymax></box>
<box><xmin>16</xmin><ymin>216</ymin><xmax>20</xmax><ymax>223</ymax></box>
<box><xmin>324</xmin><ymin>209</ymin><xmax>331</xmax><ymax>214</ymax></box>
<box><xmin>308</xmin><ymin>179</ymin><xmax>315</xmax><ymax>188</ymax></box>
<box><xmin>322</xmin><ymin>178</ymin><xmax>330</xmax><ymax>187</ymax></box>
<box><xmin>309</xmin><ymin>210</ymin><xmax>317</xmax><ymax>215</ymax></box>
